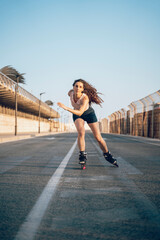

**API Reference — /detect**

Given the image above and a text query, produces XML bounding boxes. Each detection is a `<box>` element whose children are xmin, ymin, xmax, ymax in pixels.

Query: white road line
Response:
<box><xmin>39</xmin><ymin>137</ymin><xmax>56</xmax><ymax>140</ymax></box>
<box><xmin>110</xmin><ymin>135</ymin><xmax>160</xmax><ymax>147</ymax></box>
<box><xmin>14</xmin><ymin>139</ymin><xmax>77</xmax><ymax>240</ymax></box>
<box><xmin>88</xmin><ymin>135</ymin><xmax>142</xmax><ymax>175</ymax></box>
<box><xmin>117</xmin><ymin>172</ymin><xmax>160</xmax><ymax>230</ymax></box>
<box><xmin>88</xmin><ymin>135</ymin><xmax>160</xmax><ymax>232</ymax></box>
<box><xmin>116</xmin><ymin>156</ymin><xmax>143</xmax><ymax>175</ymax></box>
<box><xmin>138</xmin><ymin>141</ymin><xmax>160</xmax><ymax>147</ymax></box>
<box><xmin>44</xmin><ymin>137</ymin><xmax>56</xmax><ymax>140</ymax></box>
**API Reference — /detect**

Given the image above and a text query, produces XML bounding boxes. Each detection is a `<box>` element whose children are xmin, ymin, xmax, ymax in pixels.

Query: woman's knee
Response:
<box><xmin>78</xmin><ymin>128</ymin><xmax>85</xmax><ymax>137</ymax></box>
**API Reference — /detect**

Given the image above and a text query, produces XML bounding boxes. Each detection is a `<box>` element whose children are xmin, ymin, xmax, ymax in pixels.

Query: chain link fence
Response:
<box><xmin>107</xmin><ymin>90</ymin><xmax>160</xmax><ymax>139</ymax></box>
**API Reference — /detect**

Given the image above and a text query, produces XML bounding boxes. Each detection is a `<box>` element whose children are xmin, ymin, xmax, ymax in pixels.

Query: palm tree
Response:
<box><xmin>45</xmin><ymin>100</ymin><xmax>54</xmax><ymax>132</ymax></box>
<box><xmin>0</xmin><ymin>65</ymin><xmax>25</xmax><ymax>84</ymax></box>
<box><xmin>0</xmin><ymin>65</ymin><xmax>25</xmax><ymax>135</ymax></box>
<box><xmin>45</xmin><ymin>100</ymin><xmax>54</xmax><ymax>106</ymax></box>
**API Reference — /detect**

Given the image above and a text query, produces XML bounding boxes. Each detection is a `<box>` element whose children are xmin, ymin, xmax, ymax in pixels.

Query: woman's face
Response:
<box><xmin>73</xmin><ymin>81</ymin><xmax>84</xmax><ymax>94</ymax></box>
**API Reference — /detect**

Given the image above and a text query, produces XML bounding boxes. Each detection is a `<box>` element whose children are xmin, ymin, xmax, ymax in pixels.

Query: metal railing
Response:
<box><xmin>0</xmin><ymin>71</ymin><xmax>57</xmax><ymax>116</ymax></box>
<box><xmin>108</xmin><ymin>90</ymin><xmax>160</xmax><ymax>139</ymax></box>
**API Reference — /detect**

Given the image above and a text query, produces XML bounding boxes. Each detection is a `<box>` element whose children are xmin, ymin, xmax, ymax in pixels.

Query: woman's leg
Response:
<box><xmin>88</xmin><ymin>122</ymin><xmax>118</xmax><ymax>167</ymax></box>
<box><xmin>88</xmin><ymin>122</ymin><xmax>108</xmax><ymax>153</ymax></box>
<box><xmin>74</xmin><ymin>118</ymin><xmax>85</xmax><ymax>151</ymax></box>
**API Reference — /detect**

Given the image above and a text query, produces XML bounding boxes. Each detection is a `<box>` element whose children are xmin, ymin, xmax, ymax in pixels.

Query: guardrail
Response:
<box><xmin>108</xmin><ymin>90</ymin><xmax>160</xmax><ymax>139</ymax></box>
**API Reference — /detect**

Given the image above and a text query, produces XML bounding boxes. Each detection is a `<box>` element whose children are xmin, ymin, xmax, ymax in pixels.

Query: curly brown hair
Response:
<box><xmin>73</xmin><ymin>79</ymin><xmax>103</xmax><ymax>106</ymax></box>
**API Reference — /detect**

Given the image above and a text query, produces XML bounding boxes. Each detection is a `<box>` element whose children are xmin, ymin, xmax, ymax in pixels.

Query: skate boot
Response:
<box><xmin>103</xmin><ymin>152</ymin><xmax>119</xmax><ymax>167</ymax></box>
<box><xmin>79</xmin><ymin>151</ymin><xmax>87</xmax><ymax>164</ymax></box>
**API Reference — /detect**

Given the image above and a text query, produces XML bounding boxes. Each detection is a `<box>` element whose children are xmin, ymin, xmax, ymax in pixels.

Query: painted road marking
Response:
<box><xmin>45</xmin><ymin>137</ymin><xmax>56</xmax><ymax>140</ymax></box>
<box><xmin>89</xmin><ymin>135</ymin><xmax>142</xmax><ymax>175</ymax></box>
<box><xmin>14</xmin><ymin>139</ymin><xmax>77</xmax><ymax>240</ymax></box>
<box><xmin>109</xmin><ymin>135</ymin><xmax>160</xmax><ymax>147</ymax></box>
<box><xmin>37</xmin><ymin>137</ymin><xmax>56</xmax><ymax>140</ymax></box>
<box><xmin>88</xmin><ymin>134</ymin><xmax>160</xmax><ymax>233</ymax></box>
<box><xmin>41</xmin><ymin>137</ymin><xmax>56</xmax><ymax>140</ymax></box>
<box><xmin>116</xmin><ymin>156</ymin><xmax>143</xmax><ymax>175</ymax></box>
<box><xmin>88</xmin><ymin>134</ymin><xmax>143</xmax><ymax>175</ymax></box>
<box><xmin>138</xmin><ymin>141</ymin><xmax>160</xmax><ymax>147</ymax></box>
<box><xmin>117</xmin><ymin>171</ymin><xmax>160</xmax><ymax>231</ymax></box>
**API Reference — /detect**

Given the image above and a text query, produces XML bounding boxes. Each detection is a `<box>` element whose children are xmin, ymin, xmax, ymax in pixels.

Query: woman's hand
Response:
<box><xmin>57</xmin><ymin>102</ymin><xmax>68</xmax><ymax>111</ymax></box>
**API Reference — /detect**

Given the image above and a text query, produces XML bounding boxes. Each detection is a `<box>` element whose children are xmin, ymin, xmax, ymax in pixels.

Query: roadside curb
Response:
<box><xmin>0</xmin><ymin>132</ymin><xmax>65</xmax><ymax>144</ymax></box>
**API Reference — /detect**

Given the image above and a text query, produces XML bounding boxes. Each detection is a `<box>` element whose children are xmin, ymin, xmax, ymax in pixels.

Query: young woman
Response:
<box><xmin>57</xmin><ymin>79</ymin><xmax>118</xmax><ymax>167</ymax></box>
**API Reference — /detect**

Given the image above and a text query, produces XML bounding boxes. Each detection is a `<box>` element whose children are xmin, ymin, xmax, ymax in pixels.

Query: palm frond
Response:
<box><xmin>0</xmin><ymin>65</ymin><xmax>25</xmax><ymax>84</ymax></box>
<box><xmin>45</xmin><ymin>100</ymin><xmax>54</xmax><ymax>106</ymax></box>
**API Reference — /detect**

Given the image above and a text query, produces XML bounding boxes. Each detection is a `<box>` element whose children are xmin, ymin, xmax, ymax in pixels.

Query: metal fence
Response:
<box><xmin>108</xmin><ymin>90</ymin><xmax>160</xmax><ymax>139</ymax></box>
<box><xmin>0</xmin><ymin>71</ymin><xmax>58</xmax><ymax>118</ymax></box>
<box><xmin>0</xmin><ymin>72</ymin><xmax>54</xmax><ymax>112</ymax></box>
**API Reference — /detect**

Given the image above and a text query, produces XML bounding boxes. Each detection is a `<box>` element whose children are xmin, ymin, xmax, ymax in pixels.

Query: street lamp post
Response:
<box><xmin>45</xmin><ymin>100</ymin><xmax>54</xmax><ymax>132</ymax></box>
<box><xmin>15</xmin><ymin>75</ymin><xmax>19</xmax><ymax>136</ymax></box>
<box><xmin>38</xmin><ymin>92</ymin><xmax>45</xmax><ymax>133</ymax></box>
<box><xmin>56</xmin><ymin>107</ymin><xmax>60</xmax><ymax>132</ymax></box>
<box><xmin>50</xmin><ymin>108</ymin><xmax>51</xmax><ymax>132</ymax></box>
<box><xmin>61</xmin><ymin>111</ymin><xmax>63</xmax><ymax>132</ymax></box>
<box><xmin>63</xmin><ymin>114</ymin><xmax>66</xmax><ymax>132</ymax></box>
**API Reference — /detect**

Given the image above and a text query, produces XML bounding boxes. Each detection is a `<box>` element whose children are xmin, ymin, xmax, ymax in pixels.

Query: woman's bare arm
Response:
<box><xmin>57</xmin><ymin>95</ymin><xmax>89</xmax><ymax>116</ymax></box>
<box><xmin>68</xmin><ymin>89</ymin><xmax>73</xmax><ymax>96</ymax></box>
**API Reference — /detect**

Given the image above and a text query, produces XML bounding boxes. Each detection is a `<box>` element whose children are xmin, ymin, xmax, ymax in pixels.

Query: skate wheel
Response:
<box><xmin>83</xmin><ymin>165</ymin><xmax>86</xmax><ymax>170</ymax></box>
<box><xmin>81</xmin><ymin>164</ymin><xmax>86</xmax><ymax>170</ymax></box>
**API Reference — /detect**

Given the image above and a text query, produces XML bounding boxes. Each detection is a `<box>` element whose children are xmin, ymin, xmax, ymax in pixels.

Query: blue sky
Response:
<box><xmin>0</xmin><ymin>0</ymin><xmax>160</xmax><ymax>120</ymax></box>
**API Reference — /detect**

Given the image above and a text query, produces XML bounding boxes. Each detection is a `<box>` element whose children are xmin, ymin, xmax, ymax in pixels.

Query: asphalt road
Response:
<box><xmin>0</xmin><ymin>132</ymin><xmax>160</xmax><ymax>240</ymax></box>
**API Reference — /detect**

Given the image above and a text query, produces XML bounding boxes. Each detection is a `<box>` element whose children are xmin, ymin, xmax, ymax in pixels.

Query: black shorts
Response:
<box><xmin>73</xmin><ymin>107</ymin><xmax>98</xmax><ymax>124</ymax></box>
